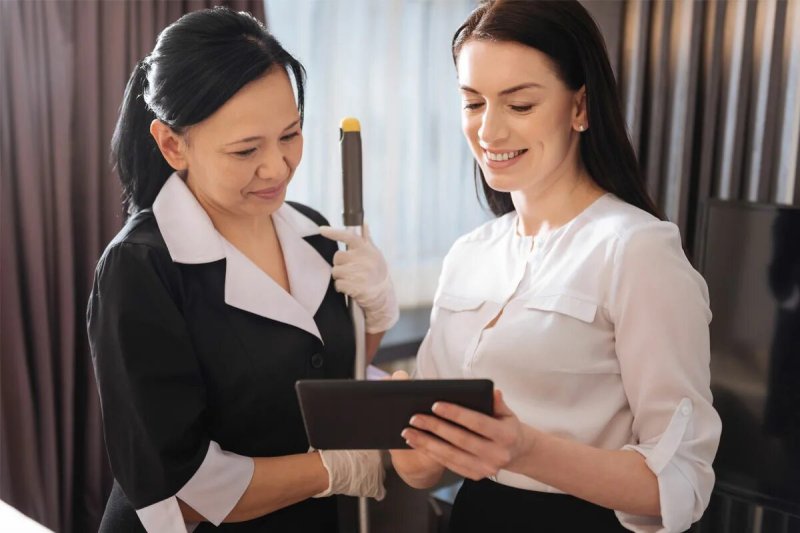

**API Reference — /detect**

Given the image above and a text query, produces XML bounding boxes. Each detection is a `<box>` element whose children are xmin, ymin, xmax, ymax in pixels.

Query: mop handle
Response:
<box><xmin>341</xmin><ymin>117</ymin><xmax>370</xmax><ymax>533</ymax></box>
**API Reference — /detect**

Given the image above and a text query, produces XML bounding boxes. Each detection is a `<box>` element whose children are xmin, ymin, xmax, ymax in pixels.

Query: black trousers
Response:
<box><xmin>449</xmin><ymin>478</ymin><xmax>630</xmax><ymax>533</ymax></box>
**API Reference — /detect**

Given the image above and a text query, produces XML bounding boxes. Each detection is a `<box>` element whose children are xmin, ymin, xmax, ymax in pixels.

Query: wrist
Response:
<box><xmin>509</xmin><ymin>424</ymin><xmax>540</xmax><ymax>473</ymax></box>
<box><xmin>311</xmin><ymin>450</ymin><xmax>333</xmax><ymax>498</ymax></box>
<box><xmin>362</xmin><ymin>276</ymin><xmax>399</xmax><ymax>333</ymax></box>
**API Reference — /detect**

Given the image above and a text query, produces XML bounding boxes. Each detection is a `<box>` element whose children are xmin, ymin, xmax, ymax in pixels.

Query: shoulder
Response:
<box><xmin>286</xmin><ymin>201</ymin><xmax>331</xmax><ymax>227</ymax></box>
<box><xmin>95</xmin><ymin>210</ymin><xmax>178</xmax><ymax>286</ymax></box>
<box><xmin>583</xmin><ymin>194</ymin><xmax>669</xmax><ymax>241</ymax></box>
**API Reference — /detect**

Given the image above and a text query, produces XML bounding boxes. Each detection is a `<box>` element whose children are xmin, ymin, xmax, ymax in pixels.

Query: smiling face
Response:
<box><xmin>457</xmin><ymin>39</ymin><xmax>587</xmax><ymax>197</ymax></box>
<box><xmin>165</xmin><ymin>67</ymin><xmax>303</xmax><ymax>219</ymax></box>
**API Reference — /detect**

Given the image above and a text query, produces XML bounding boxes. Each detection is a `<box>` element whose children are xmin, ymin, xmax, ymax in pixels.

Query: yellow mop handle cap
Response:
<box><xmin>340</xmin><ymin>117</ymin><xmax>361</xmax><ymax>132</ymax></box>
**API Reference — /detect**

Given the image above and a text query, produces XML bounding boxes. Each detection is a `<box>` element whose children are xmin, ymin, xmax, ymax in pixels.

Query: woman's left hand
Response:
<box><xmin>402</xmin><ymin>389</ymin><xmax>534</xmax><ymax>481</ymax></box>
<box><xmin>318</xmin><ymin>224</ymin><xmax>399</xmax><ymax>333</ymax></box>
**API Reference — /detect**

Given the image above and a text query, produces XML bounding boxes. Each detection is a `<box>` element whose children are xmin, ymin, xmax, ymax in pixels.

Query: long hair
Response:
<box><xmin>452</xmin><ymin>0</ymin><xmax>662</xmax><ymax>219</ymax></box>
<box><xmin>111</xmin><ymin>7</ymin><xmax>306</xmax><ymax>214</ymax></box>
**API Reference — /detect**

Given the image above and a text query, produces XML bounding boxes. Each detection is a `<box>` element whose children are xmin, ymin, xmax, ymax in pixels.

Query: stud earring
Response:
<box><xmin>578</xmin><ymin>124</ymin><xmax>586</xmax><ymax>132</ymax></box>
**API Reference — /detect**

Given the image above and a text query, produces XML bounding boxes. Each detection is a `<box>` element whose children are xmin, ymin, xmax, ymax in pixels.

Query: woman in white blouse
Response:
<box><xmin>383</xmin><ymin>1</ymin><xmax>722</xmax><ymax>531</ymax></box>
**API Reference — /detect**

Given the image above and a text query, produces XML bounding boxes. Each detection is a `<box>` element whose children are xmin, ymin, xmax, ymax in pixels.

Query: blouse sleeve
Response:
<box><xmin>608</xmin><ymin>222</ymin><xmax>722</xmax><ymax>533</ymax></box>
<box><xmin>87</xmin><ymin>243</ymin><xmax>253</xmax><ymax>532</ymax></box>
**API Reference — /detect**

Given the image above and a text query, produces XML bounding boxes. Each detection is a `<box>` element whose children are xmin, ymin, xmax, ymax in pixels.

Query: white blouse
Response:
<box><xmin>416</xmin><ymin>193</ymin><xmax>722</xmax><ymax>533</ymax></box>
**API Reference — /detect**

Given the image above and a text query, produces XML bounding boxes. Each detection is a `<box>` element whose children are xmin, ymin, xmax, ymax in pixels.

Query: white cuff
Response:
<box><xmin>615</xmin><ymin>399</ymin><xmax>696</xmax><ymax>533</ymax></box>
<box><xmin>134</xmin><ymin>441</ymin><xmax>253</xmax><ymax>531</ymax></box>
<box><xmin>135</xmin><ymin>496</ymin><xmax>188</xmax><ymax>533</ymax></box>
<box><xmin>176</xmin><ymin>440</ymin><xmax>254</xmax><ymax>525</ymax></box>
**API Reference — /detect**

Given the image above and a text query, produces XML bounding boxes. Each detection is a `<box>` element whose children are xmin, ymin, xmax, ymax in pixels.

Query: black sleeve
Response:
<box><xmin>87</xmin><ymin>242</ymin><xmax>209</xmax><ymax>509</ymax></box>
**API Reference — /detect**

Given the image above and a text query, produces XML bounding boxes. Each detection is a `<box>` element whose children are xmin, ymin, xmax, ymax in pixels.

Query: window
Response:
<box><xmin>266</xmin><ymin>0</ymin><xmax>488</xmax><ymax>307</ymax></box>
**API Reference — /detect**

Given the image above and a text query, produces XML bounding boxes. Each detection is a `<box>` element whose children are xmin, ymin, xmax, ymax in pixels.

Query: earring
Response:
<box><xmin>578</xmin><ymin>124</ymin><xmax>586</xmax><ymax>132</ymax></box>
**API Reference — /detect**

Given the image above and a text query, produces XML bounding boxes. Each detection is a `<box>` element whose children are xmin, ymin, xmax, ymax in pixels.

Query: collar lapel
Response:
<box><xmin>153</xmin><ymin>175</ymin><xmax>332</xmax><ymax>342</ymax></box>
<box><xmin>222</xmin><ymin>239</ymin><xmax>323</xmax><ymax>341</ymax></box>
<box><xmin>152</xmin><ymin>174</ymin><xmax>225</xmax><ymax>263</ymax></box>
<box><xmin>273</xmin><ymin>204</ymin><xmax>332</xmax><ymax>318</ymax></box>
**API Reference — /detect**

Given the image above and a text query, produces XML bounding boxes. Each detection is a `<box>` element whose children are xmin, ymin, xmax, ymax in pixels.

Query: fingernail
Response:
<box><xmin>401</xmin><ymin>429</ymin><xmax>409</xmax><ymax>439</ymax></box>
<box><xmin>409</xmin><ymin>416</ymin><xmax>418</xmax><ymax>426</ymax></box>
<box><xmin>432</xmin><ymin>402</ymin><xmax>441</xmax><ymax>413</ymax></box>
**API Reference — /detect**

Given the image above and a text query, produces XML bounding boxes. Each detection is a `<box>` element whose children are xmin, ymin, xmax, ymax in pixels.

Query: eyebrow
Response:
<box><xmin>460</xmin><ymin>83</ymin><xmax>544</xmax><ymax>96</ymax></box>
<box><xmin>225</xmin><ymin>119</ymin><xmax>301</xmax><ymax>145</ymax></box>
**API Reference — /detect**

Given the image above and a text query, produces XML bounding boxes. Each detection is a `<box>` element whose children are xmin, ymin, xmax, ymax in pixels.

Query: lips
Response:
<box><xmin>484</xmin><ymin>148</ymin><xmax>528</xmax><ymax>161</ymax></box>
<box><xmin>250</xmin><ymin>181</ymin><xmax>286</xmax><ymax>200</ymax></box>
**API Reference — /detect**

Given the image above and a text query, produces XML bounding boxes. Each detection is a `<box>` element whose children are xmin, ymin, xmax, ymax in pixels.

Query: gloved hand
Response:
<box><xmin>318</xmin><ymin>224</ymin><xmax>399</xmax><ymax>333</ymax></box>
<box><xmin>313</xmin><ymin>449</ymin><xmax>386</xmax><ymax>500</ymax></box>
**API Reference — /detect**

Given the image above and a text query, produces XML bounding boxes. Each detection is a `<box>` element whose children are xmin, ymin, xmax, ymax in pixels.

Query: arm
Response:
<box><xmin>366</xmin><ymin>331</ymin><xmax>384</xmax><ymax>365</ymax></box>
<box><xmin>179</xmin><ymin>452</ymin><xmax>328</xmax><ymax>523</ymax></box>
<box><xmin>402</xmin><ymin>392</ymin><xmax>659</xmax><ymax>516</ymax></box>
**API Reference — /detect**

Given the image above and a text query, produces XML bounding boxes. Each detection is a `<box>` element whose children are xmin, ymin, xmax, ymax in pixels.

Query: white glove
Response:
<box><xmin>318</xmin><ymin>224</ymin><xmax>399</xmax><ymax>333</ymax></box>
<box><xmin>313</xmin><ymin>449</ymin><xmax>386</xmax><ymax>501</ymax></box>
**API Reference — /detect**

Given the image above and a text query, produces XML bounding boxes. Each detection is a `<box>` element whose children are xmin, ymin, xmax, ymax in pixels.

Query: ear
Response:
<box><xmin>150</xmin><ymin>119</ymin><xmax>188</xmax><ymax>171</ymax></box>
<box><xmin>572</xmin><ymin>85</ymin><xmax>588</xmax><ymax>132</ymax></box>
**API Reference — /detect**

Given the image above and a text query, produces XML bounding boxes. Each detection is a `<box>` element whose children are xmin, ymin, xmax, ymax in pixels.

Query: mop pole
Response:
<box><xmin>340</xmin><ymin>117</ymin><xmax>369</xmax><ymax>533</ymax></box>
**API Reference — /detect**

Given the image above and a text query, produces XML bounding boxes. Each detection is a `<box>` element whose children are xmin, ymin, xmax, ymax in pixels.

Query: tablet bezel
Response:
<box><xmin>295</xmin><ymin>379</ymin><xmax>494</xmax><ymax>450</ymax></box>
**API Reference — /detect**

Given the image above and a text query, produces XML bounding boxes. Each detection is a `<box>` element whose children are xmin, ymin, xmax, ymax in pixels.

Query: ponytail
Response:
<box><xmin>111</xmin><ymin>60</ymin><xmax>175</xmax><ymax>215</ymax></box>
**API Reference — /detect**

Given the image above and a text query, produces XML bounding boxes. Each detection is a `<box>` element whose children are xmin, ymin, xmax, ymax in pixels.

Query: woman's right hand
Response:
<box><xmin>387</xmin><ymin>371</ymin><xmax>447</xmax><ymax>489</ymax></box>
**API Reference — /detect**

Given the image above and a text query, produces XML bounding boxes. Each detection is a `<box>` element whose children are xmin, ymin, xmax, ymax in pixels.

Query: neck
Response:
<box><xmin>194</xmin><ymin>194</ymin><xmax>277</xmax><ymax>250</ymax></box>
<box><xmin>510</xmin><ymin>155</ymin><xmax>604</xmax><ymax>237</ymax></box>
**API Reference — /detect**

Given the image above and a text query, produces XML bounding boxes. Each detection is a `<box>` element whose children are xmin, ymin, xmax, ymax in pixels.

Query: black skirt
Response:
<box><xmin>449</xmin><ymin>478</ymin><xmax>630</xmax><ymax>533</ymax></box>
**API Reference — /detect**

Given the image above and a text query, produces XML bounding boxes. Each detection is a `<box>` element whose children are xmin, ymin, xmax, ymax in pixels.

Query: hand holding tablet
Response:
<box><xmin>295</xmin><ymin>378</ymin><xmax>494</xmax><ymax>450</ymax></box>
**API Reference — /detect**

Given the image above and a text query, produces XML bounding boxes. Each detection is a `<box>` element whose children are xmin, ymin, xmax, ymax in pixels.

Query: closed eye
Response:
<box><xmin>510</xmin><ymin>104</ymin><xmax>534</xmax><ymax>112</ymax></box>
<box><xmin>464</xmin><ymin>102</ymin><xmax>484</xmax><ymax>110</ymax></box>
<box><xmin>281</xmin><ymin>131</ymin><xmax>301</xmax><ymax>142</ymax></box>
<box><xmin>232</xmin><ymin>148</ymin><xmax>257</xmax><ymax>157</ymax></box>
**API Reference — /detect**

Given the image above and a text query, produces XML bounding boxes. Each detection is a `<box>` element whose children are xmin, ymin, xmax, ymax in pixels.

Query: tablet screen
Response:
<box><xmin>296</xmin><ymin>379</ymin><xmax>494</xmax><ymax>449</ymax></box>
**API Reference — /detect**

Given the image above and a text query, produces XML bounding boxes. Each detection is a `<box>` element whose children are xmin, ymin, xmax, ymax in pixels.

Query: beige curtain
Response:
<box><xmin>0</xmin><ymin>1</ymin><xmax>265</xmax><ymax>531</ymax></box>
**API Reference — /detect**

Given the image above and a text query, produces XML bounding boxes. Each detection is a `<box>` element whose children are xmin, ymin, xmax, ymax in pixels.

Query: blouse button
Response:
<box><xmin>680</xmin><ymin>403</ymin><xmax>692</xmax><ymax>416</ymax></box>
<box><xmin>311</xmin><ymin>353</ymin><xmax>324</xmax><ymax>368</ymax></box>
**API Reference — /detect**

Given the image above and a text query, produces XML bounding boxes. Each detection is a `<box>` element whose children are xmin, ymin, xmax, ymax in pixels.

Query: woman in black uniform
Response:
<box><xmin>88</xmin><ymin>8</ymin><xmax>395</xmax><ymax>532</ymax></box>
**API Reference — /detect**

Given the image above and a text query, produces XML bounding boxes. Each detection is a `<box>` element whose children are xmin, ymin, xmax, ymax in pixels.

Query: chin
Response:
<box><xmin>482</xmin><ymin>173</ymin><xmax>520</xmax><ymax>194</ymax></box>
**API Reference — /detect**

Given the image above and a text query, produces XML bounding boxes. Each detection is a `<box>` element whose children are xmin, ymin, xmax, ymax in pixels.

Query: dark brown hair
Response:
<box><xmin>453</xmin><ymin>0</ymin><xmax>662</xmax><ymax>219</ymax></box>
<box><xmin>112</xmin><ymin>7</ymin><xmax>305</xmax><ymax>214</ymax></box>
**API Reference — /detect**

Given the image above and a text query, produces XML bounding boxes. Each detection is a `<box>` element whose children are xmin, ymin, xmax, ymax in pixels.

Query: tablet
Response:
<box><xmin>295</xmin><ymin>379</ymin><xmax>494</xmax><ymax>450</ymax></box>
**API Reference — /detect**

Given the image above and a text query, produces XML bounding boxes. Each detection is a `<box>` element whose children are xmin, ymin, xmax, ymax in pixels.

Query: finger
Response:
<box><xmin>332</xmin><ymin>250</ymin><xmax>351</xmax><ymax>266</ymax></box>
<box><xmin>409</xmin><ymin>413</ymin><xmax>496</xmax><ymax>461</ymax></box>
<box><xmin>402</xmin><ymin>428</ymin><xmax>495</xmax><ymax>481</ymax></box>
<box><xmin>319</xmin><ymin>226</ymin><xmax>363</xmax><ymax>247</ymax></box>
<box><xmin>391</xmin><ymin>370</ymin><xmax>410</xmax><ymax>380</ymax></box>
<box><xmin>332</xmin><ymin>279</ymin><xmax>359</xmax><ymax>297</ymax></box>
<box><xmin>493</xmin><ymin>389</ymin><xmax>514</xmax><ymax>417</ymax></box>
<box><xmin>431</xmin><ymin>401</ymin><xmax>504</xmax><ymax>440</ymax></box>
<box><xmin>331</xmin><ymin>263</ymin><xmax>363</xmax><ymax>279</ymax></box>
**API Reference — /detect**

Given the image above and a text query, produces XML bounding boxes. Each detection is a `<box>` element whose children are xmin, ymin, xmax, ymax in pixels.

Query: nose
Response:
<box><xmin>478</xmin><ymin>103</ymin><xmax>509</xmax><ymax>146</ymax></box>
<box><xmin>256</xmin><ymin>145</ymin><xmax>290</xmax><ymax>181</ymax></box>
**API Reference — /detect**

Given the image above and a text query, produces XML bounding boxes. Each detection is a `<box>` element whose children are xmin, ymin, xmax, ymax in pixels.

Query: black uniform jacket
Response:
<box><xmin>87</xmin><ymin>175</ymin><xmax>354</xmax><ymax>532</ymax></box>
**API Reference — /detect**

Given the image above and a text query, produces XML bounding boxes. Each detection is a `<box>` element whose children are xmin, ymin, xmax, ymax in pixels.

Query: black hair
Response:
<box><xmin>111</xmin><ymin>7</ymin><xmax>306</xmax><ymax>214</ymax></box>
<box><xmin>452</xmin><ymin>0</ymin><xmax>663</xmax><ymax>219</ymax></box>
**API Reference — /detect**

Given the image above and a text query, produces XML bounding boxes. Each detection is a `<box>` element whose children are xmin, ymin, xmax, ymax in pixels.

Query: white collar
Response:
<box><xmin>152</xmin><ymin>174</ymin><xmax>331</xmax><ymax>341</ymax></box>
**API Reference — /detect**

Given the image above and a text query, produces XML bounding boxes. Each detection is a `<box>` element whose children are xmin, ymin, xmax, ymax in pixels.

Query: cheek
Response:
<box><xmin>289</xmin><ymin>137</ymin><xmax>304</xmax><ymax>167</ymax></box>
<box><xmin>462</xmin><ymin>115</ymin><xmax>480</xmax><ymax>145</ymax></box>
